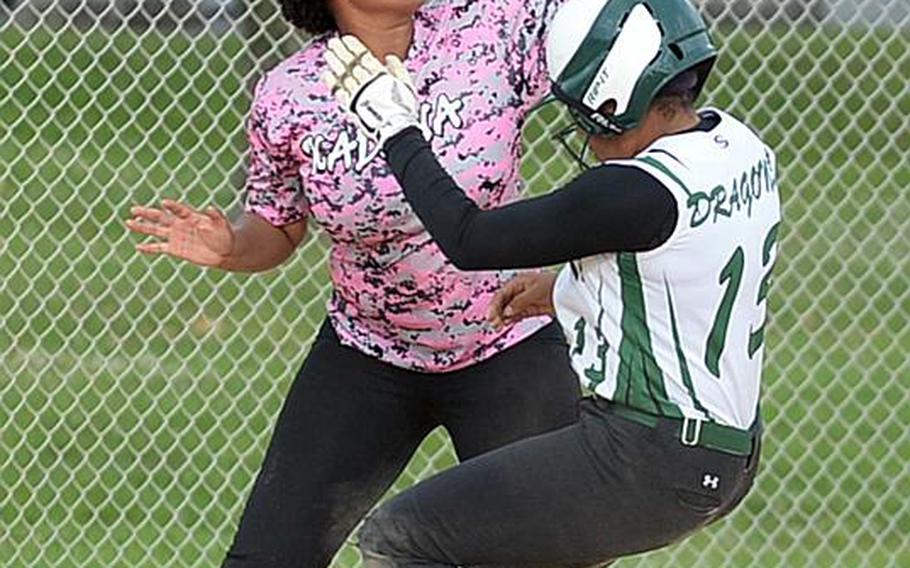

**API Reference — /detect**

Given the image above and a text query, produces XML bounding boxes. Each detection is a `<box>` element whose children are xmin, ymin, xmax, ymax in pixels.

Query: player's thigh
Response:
<box><xmin>442</xmin><ymin>321</ymin><xmax>580</xmax><ymax>460</ymax></box>
<box><xmin>224</xmin><ymin>323</ymin><xmax>433</xmax><ymax>567</ymax></box>
<box><xmin>359</xmin><ymin>418</ymin><xmax>620</xmax><ymax>568</ymax></box>
<box><xmin>359</xmin><ymin>401</ymin><xmax>740</xmax><ymax>568</ymax></box>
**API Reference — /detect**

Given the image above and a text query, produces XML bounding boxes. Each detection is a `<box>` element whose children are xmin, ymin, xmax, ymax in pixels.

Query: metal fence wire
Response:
<box><xmin>1</xmin><ymin>0</ymin><xmax>908</xmax><ymax>566</ymax></box>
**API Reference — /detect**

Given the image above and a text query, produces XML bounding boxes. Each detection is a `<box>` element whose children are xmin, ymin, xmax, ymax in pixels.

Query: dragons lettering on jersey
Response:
<box><xmin>687</xmin><ymin>150</ymin><xmax>777</xmax><ymax>228</ymax></box>
<box><xmin>301</xmin><ymin>93</ymin><xmax>466</xmax><ymax>174</ymax></box>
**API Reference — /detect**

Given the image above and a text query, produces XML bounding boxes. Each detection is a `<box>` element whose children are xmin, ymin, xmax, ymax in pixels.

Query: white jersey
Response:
<box><xmin>553</xmin><ymin>109</ymin><xmax>781</xmax><ymax>429</ymax></box>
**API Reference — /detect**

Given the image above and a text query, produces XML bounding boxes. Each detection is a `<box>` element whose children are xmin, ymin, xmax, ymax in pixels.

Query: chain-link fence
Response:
<box><xmin>1</xmin><ymin>0</ymin><xmax>907</xmax><ymax>566</ymax></box>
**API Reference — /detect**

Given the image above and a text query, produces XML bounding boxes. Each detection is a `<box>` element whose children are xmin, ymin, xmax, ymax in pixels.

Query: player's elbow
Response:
<box><xmin>428</xmin><ymin>214</ymin><xmax>495</xmax><ymax>270</ymax></box>
<box><xmin>439</xmin><ymin>244</ymin><xmax>489</xmax><ymax>271</ymax></box>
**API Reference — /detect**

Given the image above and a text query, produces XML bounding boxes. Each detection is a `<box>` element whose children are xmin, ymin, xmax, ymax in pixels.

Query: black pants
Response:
<box><xmin>223</xmin><ymin>320</ymin><xmax>580</xmax><ymax>568</ymax></box>
<box><xmin>358</xmin><ymin>397</ymin><xmax>761</xmax><ymax>568</ymax></box>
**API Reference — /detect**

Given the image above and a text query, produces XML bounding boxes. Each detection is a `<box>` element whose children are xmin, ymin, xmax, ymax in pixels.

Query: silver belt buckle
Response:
<box><xmin>681</xmin><ymin>416</ymin><xmax>703</xmax><ymax>447</ymax></box>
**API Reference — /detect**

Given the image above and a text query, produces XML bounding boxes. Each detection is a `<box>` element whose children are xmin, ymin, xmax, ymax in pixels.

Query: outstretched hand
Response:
<box><xmin>322</xmin><ymin>35</ymin><xmax>420</xmax><ymax>145</ymax></box>
<box><xmin>489</xmin><ymin>272</ymin><xmax>559</xmax><ymax>330</ymax></box>
<box><xmin>126</xmin><ymin>199</ymin><xmax>234</xmax><ymax>267</ymax></box>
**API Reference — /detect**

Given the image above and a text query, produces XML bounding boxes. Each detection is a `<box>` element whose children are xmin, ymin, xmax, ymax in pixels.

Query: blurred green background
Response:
<box><xmin>1</xmin><ymin>3</ymin><xmax>908</xmax><ymax>567</ymax></box>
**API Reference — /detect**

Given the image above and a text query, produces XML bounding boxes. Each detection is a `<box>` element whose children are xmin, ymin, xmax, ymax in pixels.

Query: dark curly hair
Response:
<box><xmin>280</xmin><ymin>0</ymin><xmax>338</xmax><ymax>34</ymax></box>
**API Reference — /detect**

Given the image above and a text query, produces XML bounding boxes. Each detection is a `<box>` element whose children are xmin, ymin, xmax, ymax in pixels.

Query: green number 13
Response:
<box><xmin>705</xmin><ymin>223</ymin><xmax>779</xmax><ymax>378</ymax></box>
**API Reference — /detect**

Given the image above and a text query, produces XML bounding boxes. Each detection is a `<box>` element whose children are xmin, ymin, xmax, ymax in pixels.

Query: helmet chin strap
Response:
<box><xmin>554</xmin><ymin>121</ymin><xmax>595</xmax><ymax>172</ymax></box>
<box><xmin>576</xmin><ymin>129</ymin><xmax>594</xmax><ymax>171</ymax></box>
<box><xmin>534</xmin><ymin>97</ymin><xmax>614</xmax><ymax>172</ymax></box>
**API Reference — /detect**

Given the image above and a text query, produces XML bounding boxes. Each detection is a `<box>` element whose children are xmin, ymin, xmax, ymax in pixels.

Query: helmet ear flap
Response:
<box><xmin>553</xmin><ymin>83</ymin><xmax>625</xmax><ymax>137</ymax></box>
<box><xmin>585</xmin><ymin>99</ymin><xmax>625</xmax><ymax>137</ymax></box>
<box><xmin>690</xmin><ymin>58</ymin><xmax>717</xmax><ymax>99</ymax></box>
<box><xmin>574</xmin><ymin>110</ymin><xmax>615</xmax><ymax>137</ymax></box>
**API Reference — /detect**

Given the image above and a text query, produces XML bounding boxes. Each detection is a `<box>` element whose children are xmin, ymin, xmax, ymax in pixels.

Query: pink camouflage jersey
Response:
<box><xmin>244</xmin><ymin>0</ymin><xmax>566</xmax><ymax>372</ymax></box>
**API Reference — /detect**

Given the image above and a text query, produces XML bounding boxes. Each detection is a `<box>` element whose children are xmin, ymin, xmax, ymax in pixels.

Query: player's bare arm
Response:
<box><xmin>126</xmin><ymin>200</ymin><xmax>307</xmax><ymax>272</ymax></box>
<box><xmin>126</xmin><ymin>3</ymin><xmax>420</xmax><ymax>273</ymax></box>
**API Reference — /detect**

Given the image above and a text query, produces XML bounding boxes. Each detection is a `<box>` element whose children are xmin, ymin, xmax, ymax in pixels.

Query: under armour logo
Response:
<box><xmin>702</xmin><ymin>474</ymin><xmax>720</xmax><ymax>490</ymax></box>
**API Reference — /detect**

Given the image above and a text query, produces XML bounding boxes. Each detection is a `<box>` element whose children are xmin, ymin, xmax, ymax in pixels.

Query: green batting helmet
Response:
<box><xmin>547</xmin><ymin>0</ymin><xmax>717</xmax><ymax>136</ymax></box>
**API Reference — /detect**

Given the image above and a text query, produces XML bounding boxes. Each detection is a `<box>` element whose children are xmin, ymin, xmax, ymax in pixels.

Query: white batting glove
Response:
<box><xmin>322</xmin><ymin>35</ymin><xmax>419</xmax><ymax>146</ymax></box>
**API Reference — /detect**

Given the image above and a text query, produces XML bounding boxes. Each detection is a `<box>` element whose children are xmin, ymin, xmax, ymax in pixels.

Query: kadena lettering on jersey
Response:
<box><xmin>301</xmin><ymin>93</ymin><xmax>466</xmax><ymax>175</ymax></box>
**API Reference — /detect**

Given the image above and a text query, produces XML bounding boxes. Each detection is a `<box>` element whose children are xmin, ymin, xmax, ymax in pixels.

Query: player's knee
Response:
<box><xmin>357</xmin><ymin>505</ymin><xmax>416</xmax><ymax>561</ymax></box>
<box><xmin>358</xmin><ymin>509</ymin><xmax>396</xmax><ymax>556</ymax></box>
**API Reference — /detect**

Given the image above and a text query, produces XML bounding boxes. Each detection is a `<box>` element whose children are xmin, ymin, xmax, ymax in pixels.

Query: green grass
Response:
<box><xmin>1</xmin><ymin>21</ymin><xmax>909</xmax><ymax>568</ymax></box>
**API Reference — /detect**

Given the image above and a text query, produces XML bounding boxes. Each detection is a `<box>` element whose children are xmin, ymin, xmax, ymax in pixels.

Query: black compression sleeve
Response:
<box><xmin>384</xmin><ymin>127</ymin><xmax>679</xmax><ymax>270</ymax></box>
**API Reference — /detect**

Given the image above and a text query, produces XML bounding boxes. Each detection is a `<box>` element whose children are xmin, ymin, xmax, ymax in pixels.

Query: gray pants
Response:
<box><xmin>358</xmin><ymin>397</ymin><xmax>760</xmax><ymax>568</ymax></box>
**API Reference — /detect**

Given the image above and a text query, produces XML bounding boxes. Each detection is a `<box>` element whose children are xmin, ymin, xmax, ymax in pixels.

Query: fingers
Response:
<box><xmin>162</xmin><ymin>199</ymin><xmax>195</xmax><ymax>220</ymax></box>
<box><xmin>489</xmin><ymin>273</ymin><xmax>557</xmax><ymax>329</ymax></box>
<box><xmin>125</xmin><ymin>219</ymin><xmax>169</xmax><ymax>239</ymax></box>
<box><xmin>325</xmin><ymin>35</ymin><xmax>389</xmax><ymax>97</ymax></box>
<box><xmin>129</xmin><ymin>201</ymin><xmax>203</xmax><ymax>226</ymax></box>
<box><xmin>340</xmin><ymin>35</ymin><xmax>368</xmax><ymax>58</ymax></box>
<box><xmin>322</xmin><ymin>69</ymin><xmax>339</xmax><ymax>94</ymax></box>
<box><xmin>322</xmin><ymin>70</ymin><xmax>351</xmax><ymax>108</ymax></box>
<box><xmin>354</xmin><ymin>51</ymin><xmax>385</xmax><ymax>80</ymax></box>
<box><xmin>127</xmin><ymin>204</ymin><xmax>173</xmax><ymax>239</ymax></box>
<box><xmin>325</xmin><ymin>37</ymin><xmax>359</xmax><ymax>105</ymax></box>
<box><xmin>129</xmin><ymin>200</ymin><xmax>218</xmax><ymax>241</ymax></box>
<box><xmin>129</xmin><ymin>205</ymin><xmax>169</xmax><ymax>224</ymax></box>
<box><xmin>135</xmin><ymin>242</ymin><xmax>169</xmax><ymax>256</ymax></box>
<box><xmin>339</xmin><ymin>36</ymin><xmax>384</xmax><ymax>79</ymax></box>
<box><xmin>489</xmin><ymin>282</ymin><xmax>518</xmax><ymax>316</ymax></box>
<box><xmin>385</xmin><ymin>55</ymin><xmax>410</xmax><ymax>83</ymax></box>
<box><xmin>488</xmin><ymin>280</ymin><xmax>525</xmax><ymax>328</ymax></box>
<box><xmin>505</xmin><ymin>287</ymin><xmax>539</xmax><ymax>318</ymax></box>
<box><xmin>203</xmin><ymin>206</ymin><xmax>227</xmax><ymax>225</ymax></box>
<box><xmin>494</xmin><ymin>305</ymin><xmax>546</xmax><ymax>330</ymax></box>
<box><xmin>488</xmin><ymin>297</ymin><xmax>507</xmax><ymax>329</ymax></box>
<box><xmin>327</xmin><ymin>35</ymin><xmax>357</xmax><ymax>64</ymax></box>
<box><xmin>326</xmin><ymin>35</ymin><xmax>369</xmax><ymax>78</ymax></box>
<box><xmin>325</xmin><ymin>42</ymin><xmax>349</xmax><ymax>77</ymax></box>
